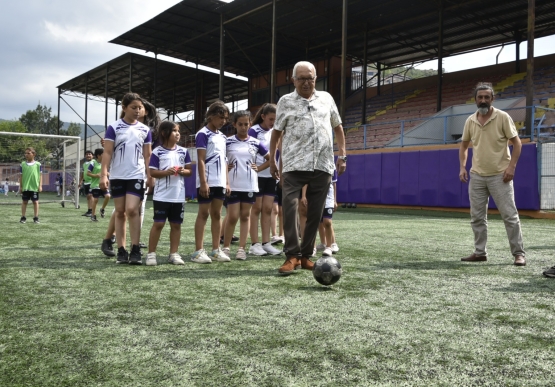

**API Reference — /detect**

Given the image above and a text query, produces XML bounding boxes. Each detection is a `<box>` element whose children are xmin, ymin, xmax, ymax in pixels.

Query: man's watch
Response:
<box><xmin>338</xmin><ymin>155</ymin><xmax>347</xmax><ymax>162</ymax></box>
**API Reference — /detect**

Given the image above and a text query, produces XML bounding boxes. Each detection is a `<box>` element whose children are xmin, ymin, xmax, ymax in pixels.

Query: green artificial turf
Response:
<box><xmin>1</xmin><ymin>192</ymin><xmax>555</xmax><ymax>386</ymax></box>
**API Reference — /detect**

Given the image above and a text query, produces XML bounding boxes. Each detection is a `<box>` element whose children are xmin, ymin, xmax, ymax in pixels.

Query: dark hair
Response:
<box><xmin>94</xmin><ymin>148</ymin><xmax>104</xmax><ymax>157</ymax></box>
<box><xmin>141</xmin><ymin>99</ymin><xmax>161</xmax><ymax>129</ymax></box>
<box><xmin>474</xmin><ymin>82</ymin><xmax>495</xmax><ymax>99</ymax></box>
<box><xmin>85</xmin><ymin>150</ymin><xmax>93</xmax><ymax>155</ymax></box>
<box><xmin>252</xmin><ymin>103</ymin><xmax>276</xmax><ymax>126</ymax></box>
<box><xmin>231</xmin><ymin>110</ymin><xmax>252</xmax><ymax>125</ymax></box>
<box><xmin>25</xmin><ymin>147</ymin><xmax>36</xmax><ymax>155</ymax></box>
<box><xmin>158</xmin><ymin>121</ymin><xmax>178</xmax><ymax>144</ymax></box>
<box><xmin>121</xmin><ymin>92</ymin><xmax>142</xmax><ymax>108</ymax></box>
<box><xmin>205</xmin><ymin>101</ymin><xmax>229</xmax><ymax>124</ymax></box>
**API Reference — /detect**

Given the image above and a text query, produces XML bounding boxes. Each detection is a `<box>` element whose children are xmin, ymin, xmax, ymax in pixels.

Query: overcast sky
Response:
<box><xmin>1</xmin><ymin>1</ymin><xmax>554</xmax><ymax>126</ymax></box>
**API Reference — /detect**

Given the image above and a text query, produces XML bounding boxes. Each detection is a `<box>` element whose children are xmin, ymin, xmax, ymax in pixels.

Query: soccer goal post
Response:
<box><xmin>0</xmin><ymin>131</ymin><xmax>81</xmax><ymax>209</ymax></box>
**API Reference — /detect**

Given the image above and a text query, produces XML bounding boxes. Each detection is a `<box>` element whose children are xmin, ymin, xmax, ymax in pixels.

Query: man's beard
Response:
<box><xmin>477</xmin><ymin>104</ymin><xmax>490</xmax><ymax>115</ymax></box>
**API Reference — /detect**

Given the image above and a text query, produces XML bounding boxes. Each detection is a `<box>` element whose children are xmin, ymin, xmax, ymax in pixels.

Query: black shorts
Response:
<box><xmin>274</xmin><ymin>183</ymin><xmax>282</xmax><ymax>206</ymax></box>
<box><xmin>257</xmin><ymin>177</ymin><xmax>277</xmax><ymax>197</ymax></box>
<box><xmin>83</xmin><ymin>184</ymin><xmax>91</xmax><ymax>196</ymax></box>
<box><xmin>321</xmin><ymin>207</ymin><xmax>334</xmax><ymax>222</ymax></box>
<box><xmin>227</xmin><ymin>191</ymin><xmax>256</xmax><ymax>205</ymax></box>
<box><xmin>21</xmin><ymin>191</ymin><xmax>39</xmax><ymax>202</ymax></box>
<box><xmin>153</xmin><ymin>201</ymin><xmax>184</xmax><ymax>224</ymax></box>
<box><xmin>91</xmin><ymin>188</ymin><xmax>110</xmax><ymax>198</ymax></box>
<box><xmin>110</xmin><ymin>179</ymin><xmax>145</xmax><ymax>200</ymax></box>
<box><xmin>197</xmin><ymin>186</ymin><xmax>226</xmax><ymax>204</ymax></box>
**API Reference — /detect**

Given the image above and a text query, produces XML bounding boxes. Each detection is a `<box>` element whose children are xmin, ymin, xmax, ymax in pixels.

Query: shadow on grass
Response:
<box><xmin>356</xmin><ymin>260</ymin><xmax>501</xmax><ymax>271</ymax></box>
<box><xmin>491</xmin><ymin>276</ymin><xmax>555</xmax><ymax>293</ymax></box>
<box><xmin>526</xmin><ymin>245</ymin><xmax>555</xmax><ymax>250</ymax></box>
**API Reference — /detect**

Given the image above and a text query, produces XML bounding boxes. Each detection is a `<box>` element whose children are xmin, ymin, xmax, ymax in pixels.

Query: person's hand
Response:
<box><xmin>336</xmin><ymin>159</ymin><xmax>347</xmax><ymax>176</ymax></box>
<box><xmin>251</xmin><ymin>162</ymin><xmax>258</xmax><ymax>172</ymax></box>
<box><xmin>300</xmin><ymin>197</ymin><xmax>308</xmax><ymax>207</ymax></box>
<box><xmin>100</xmin><ymin>176</ymin><xmax>108</xmax><ymax>191</ymax></box>
<box><xmin>100</xmin><ymin>138</ymin><xmax>105</xmax><ymax>148</ymax></box>
<box><xmin>334</xmin><ymin>201</ymin><xmax>337</xmax><ymax>211</ymax></box>
<box><xmin>200</xmin><ymin>182</ymin><xmax>210</xmax><ymax>198</ymax></box>
<box><xmin>39</xmin><ymin>186</ymin><xmax>42</xmax><ymax>193</ymax></box>
<box><xmin>270</xmin><ymin>161</ymin><xmax>280</xmax><ymax>180</ymax></box>
<box><xmin>459</xmin><ymin>168</ymin><xmax>468</xmax><ymax>183</ymax></box>
<box><xmin>226</xmin><ymin>184</ymin><xmax>231</xmax><ymax>197</ymax></box>
<box><xmin>503</xmin><ymin>165</ymin><xmax>516</xmax><ymax>183</ymax></box>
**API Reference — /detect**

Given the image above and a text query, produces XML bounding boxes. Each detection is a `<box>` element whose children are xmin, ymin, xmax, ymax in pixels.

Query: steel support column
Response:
<box><xmin>104</xmin><ymin>67</ymin><xmax>109</xmax><ymax>133</ymax></box>
<box><xmin>515</xmin><ymin>30</ymin><xmax>522</xmax><ymax>73</ymax></box>
<box><xmin>436</xmin><ymin>0</ymin><xmax>444</xmax><ymax>112</ymax></box>
<box><xmin>154</xmin><ymin>50</ymin><xmax>158</xmax><ymax>107</ymax></box>
<box><xmin>129</xmin><ymin>55</ymin><xmax>133</xmax><ymax>91</ymax></box>
<box><xmin>525</xmin><ymin>0</ymin><xmax>535</xmax><ymax>136</ymax></box>
<box><xmin>219</xmin><ymin>13</ymin><xmax>225</xmax><ymax>101</ymax></box>
<box><xmin>84</xmin><ymin>75</ymin><xmax>88</xmax><ymax>152</ymax></box>
<box><xmin>339</xmin><ymin>0</ymin><xmax>348</xmax><ymax>120</ymax></box>
<box><xmin>270</xmin><ymin>0</ymin><xmax>276</xmax><ymax>103</ymax></box>
<box><xmin>361</xmin><ymin>26</ymin><xmax>368</xmax><ymax>125</ymax></box>
<box><xmin>377</xmin><ymin>62</ymin><xmax>381</xmax><ymax>96</ymax></box>
<box><xmin>57</xmin><ymin>88</ymin><xmax>61</xmax><ymax>136</ymax></box>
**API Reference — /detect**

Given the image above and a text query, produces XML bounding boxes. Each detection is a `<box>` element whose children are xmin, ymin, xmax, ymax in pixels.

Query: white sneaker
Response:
<box><xmin>235</xmin><ymin>248</ymin><xmax>247</xmax><ymax>260</ymax></box>
<box><xmin>262</xmin><ymin>243</ymin><xmax>282</xmax><ymax>255</ymax></box>
<box><xmin>168</xmin><ymin>253</ymin><xmax>185</xmax><ymax>265</ymax></box>
<box><xmin>249</xmin><ymin>242</ymin><xmax>267</xmax><ymax>256</ymax></box>
<box><xmin>331</xmin><ymin>243</ymin><xmax>339</xmax><ymax>253</ymax></box>
<box><xmin>191</xmin><ymin>249</ymin><xmax>212</xmax><ymax>264</ymax></box>
<box><xmin>271</xmin><ymin>235</ymin><xmax>284</xmax><ymax>245</ymax></box>
<box><xmin>146</xmin><ymin>252</ymin><xmax>157</xmax><ymax>266</ymax></box>
<box><xmin>222</xmin><ymin>247</ymin><xmax>231</xmax><ymax>256</ymax></box>
<box><xmin>316</xmin><ymin>243</ymin><xmax>326</xmax><ymax>251</ymax></box>
<box><xmin>322</xmin><ymin>247</ymin><xmax>333</xmax><ymax>257</ymax></box>
<box><xmin>209</xmin><ymin>248</ymin><xmax>231</xmax><ymax>262</ymax></box>
<box><xmin>312</xmin><ymin>248</ymin><xmax>317</xmax><ymax>257</ymax></box>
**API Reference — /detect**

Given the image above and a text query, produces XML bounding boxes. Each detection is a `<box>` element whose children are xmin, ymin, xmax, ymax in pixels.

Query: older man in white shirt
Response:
<box><xmin>269</xmin><ymin>61</ymin><xmax>347</xmax><ymax>275</ymax></box>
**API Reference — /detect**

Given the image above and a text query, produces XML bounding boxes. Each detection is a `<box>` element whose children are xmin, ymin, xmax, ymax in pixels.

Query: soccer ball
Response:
<box><xmin>313</xmin><ymin>256</ymin><xmax>342</xmax><ymax>286</ymax></box>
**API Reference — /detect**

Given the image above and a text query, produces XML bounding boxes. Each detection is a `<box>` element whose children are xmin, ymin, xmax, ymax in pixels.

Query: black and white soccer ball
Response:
<box><xmin>313</xmin><ymin>256</ymin><xmax>342</xmax><ymax>286</ymax></box>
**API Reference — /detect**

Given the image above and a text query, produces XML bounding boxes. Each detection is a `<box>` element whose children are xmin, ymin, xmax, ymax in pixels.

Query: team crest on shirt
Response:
<box><xmin>135</xmin><ymin>183</ymin><xmax>141</xmax><ymax>190</ymax></box>
<box><xmin>180</xmin><ymin>211</ymin><xmax>184</xmax><ymax>219</ymax></box>
<box><xmin>248</xmin><ymin>192</ymin><xmax>253</xmax><ymax>198</ymax></box>
<box><xmin>179</xmin><ymin>155</ymin><xmax>186</xmax><ymax>165</ymax></box>
<box><xmin>327</xmin><ymin>208</ymin><xmax>333</xmax><ymax>214</ymax></box>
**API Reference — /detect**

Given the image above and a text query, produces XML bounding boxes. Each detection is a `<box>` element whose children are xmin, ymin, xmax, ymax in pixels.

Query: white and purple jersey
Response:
<box><xmin>325</xmin><ymin>169</ymin><xmax>338</xmax><ymax>208</ymax></box>
<box><xmin>226</xmin><ymin>135</ymin><xmax>268</xmax><ymax>192</ymax></box>
<box><xmin>104</xmin><ymin>119</ymin><xmax>152</xmax><ymax>180</ymax></box>
<box><xmin>195</xmin><ymin>126</ymin><xmax>227</xmax><ymax>188</ymax></box>
<box><xmin>149</xmin><ymin>145</ymin><xmax>191</xmax><ymax>203</ymax></box>
<box><xmin>248</xmin><ymin>124</ymin><xmax>273</xmax><ymax>178</ymax></box>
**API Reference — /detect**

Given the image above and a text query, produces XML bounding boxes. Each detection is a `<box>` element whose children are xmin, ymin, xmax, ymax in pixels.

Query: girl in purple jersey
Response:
<box><xmin>100</xmin><ymin>93</ymin><xmax>152</xmax><ymax>265</ymax></box>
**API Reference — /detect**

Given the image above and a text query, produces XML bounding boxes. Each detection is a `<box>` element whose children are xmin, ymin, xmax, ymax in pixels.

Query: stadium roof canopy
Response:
<box><xmin>57</xmin><ymin>52</ymin><xmax>248</xmax><ymax>116</ymax></box>
<box><xmin>109</xmin><ymin>0</ymin><xmax>555</xmax><ymax>77</ymax></box>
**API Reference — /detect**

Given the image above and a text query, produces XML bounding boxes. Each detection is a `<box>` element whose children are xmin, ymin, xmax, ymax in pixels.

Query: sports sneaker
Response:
<box><xmin>33</xmin><ymin>217</ymin><xmax>40</xmax><ymax>224</ymax></box>
<box><xmin>129</xmin><ymin>245</ymin><xmax>142</xmax><ymax>265</ymax></box>
<box><xmin>262</xmin><ymin>243</ymin><xmax>282</xmax><ymax>255</ymax></box>
<box><xmin>20</xmin><ymin>216</ymin><xmax>26</xmax><ymax>224</ymax></box>
<box><xmin>82</xmin><ymin>210</ymin><xmax>92</xmax><ymax>217</ymax></box>
<box><xmin>222</xmin><ymin>247</ymin><xmax>231</xmax><ymax>256</ymax></box>
<box><xmin>91</xmin><ymin>215</ymin><xmax>98</xmax><ymax>222</ymax></box>
<box><xmin>111</xmin><ymin>235</ymin><xmax>116</xmax><ymax>244</ymax></box>
<box><xmin>322</xmin><ymin>247</ymin><xmax>333</xmax><ymax>257</ymax></box>
<box><xmin>330</xmin><ymin>243</ymin><xmax>339</xmax><ymax>253</ymax></box>
<box><xmin>271</xmin><ymin>235</ymin><xmax>284</xmax><ymax>245</ymax></box>
<box><xmin>316</xmin><ymin>243</ymin><xmax>326</xmax><ymax>251</ymax></box>
<box><xmin>168</xmin><ymin>253</ymin><xmax>185</xmax><ymax>265</ymax></box>
<box><xmin>231</xmin><ymin>235</ymin><xmax>239</xmax><ymax>243</ymax></box>
<box><xmin>100</xmin><ymin>208</ymin><xmax>105</xmax><ymax>218</ymax></box>
<box><xmin>191</xmin><ymin>249</ymin><xmax>212</xmax><ymax>264</ymax></box>
<box><xmin>312</xmin><ymin>248</ymin><xmax>317</xmax><ymax>257</ymax></box>
<box><xmin>146</xmin><ymin>252</ymin><xmax>157</xmax><ymax>266</ymax></box>
<box><xmin>249</xmin><ymin>242</ymin><xmax>268</xmax><ymax>256</ymax></box>
<box><xmin>101</xmin><ymin>238</ymin><xmax>115</xmax><ymax>257</ymax></box>
<box><xmin>116</xmin><ymin>247</ymin><xmax>129</xmax><ymax>264</ymax></box>
<box><xmin>543</xmin><ymin>266</ymin><xmax>555</xmax><ymax>278</ymax></box>
<box><xmin>139</xmin><ymin>242</ymin><xmax>147</xmax><ymax>249</ymax></box>
<box><xmin>209</xmin><ymin>248</ymin><xmax>231</xmax><ymax>262</ymax></box>
<box><xmin>235</xmin><ymin>248</ymin><xmax>247</xmax><ymax>260</ymax></box>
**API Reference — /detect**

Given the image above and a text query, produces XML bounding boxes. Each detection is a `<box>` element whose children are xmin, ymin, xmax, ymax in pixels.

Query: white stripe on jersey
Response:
<box><xmin>195</xmin><ymin>126</ymin><xmax>227</xmax><ymax>188</ymax></box>
<box><xmin>248</xmin><ymin>124</ymin><xmax>273</xmax><ymax>178</ymax></box>
<box><xmin>104</xmin><ymin>119</ymin><xmax>152</xmax><ymax>180</ymax></box>
<box><xmin>150</xmin><ymin>145</ymin><xmax>191</xmax><ymax>203</ymax></box>
<box><xmin>226</xmin><ymin>135</ymin><xmax>268</xmax><ymax>192</ymax></box>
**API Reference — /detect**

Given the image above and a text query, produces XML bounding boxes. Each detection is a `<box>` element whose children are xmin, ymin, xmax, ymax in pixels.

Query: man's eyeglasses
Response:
<box><xmin>294</xmin><ymin>77</ymin><xmax>316</xmax><ymax>84</ymax></box>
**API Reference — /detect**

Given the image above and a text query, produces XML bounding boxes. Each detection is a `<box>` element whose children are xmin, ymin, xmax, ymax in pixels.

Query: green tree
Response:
<box><xmin>0</xmin><ymin>121</ymin><xmax>49</xmax><ymax>163</ymax></box>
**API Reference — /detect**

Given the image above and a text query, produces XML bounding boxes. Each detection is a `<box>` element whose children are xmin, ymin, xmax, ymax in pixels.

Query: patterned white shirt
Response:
<box><xmin>149</xmin><ymin>145</ymin><xmax>192</xmax><ymax>203</ymax></box>
<box><xmin>104</xmin><ymin>119</ymin><xmax>152</xmax><ymax>180</ymax></box>
<box><xmin>248</xmin><ymin>124</ymin><xmax>273</xmax><ymax>178</ymax></box>
<box><xmin>195</xmin><ymin>126</ymin><xmax>228</xmax><ymax>188</ymax></box>
<box><xmin>274</xmin><ymin>89</ymin><xmax>341</xmax><ymax>175</ymax></box>
<box><xmin>226</xmin><ymin>135</ymin><xmax>268</xmax><ymax>192</ymax></box>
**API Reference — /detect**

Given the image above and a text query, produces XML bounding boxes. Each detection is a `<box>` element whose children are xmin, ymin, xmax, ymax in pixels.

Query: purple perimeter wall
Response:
<box><xmin>336</xmin><ymin>143</ymin><xmax>539</xmax><ymax>210</ymax></box>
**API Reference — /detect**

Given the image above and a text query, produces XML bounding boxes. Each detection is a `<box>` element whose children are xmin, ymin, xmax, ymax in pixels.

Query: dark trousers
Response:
<box><xmin>282</xmin><ymin>170</ymin><xmax>331</xmax><ymax>258</ymax></box>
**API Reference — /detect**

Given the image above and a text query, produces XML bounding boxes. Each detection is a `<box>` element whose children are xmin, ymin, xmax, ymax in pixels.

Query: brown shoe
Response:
<box><xmin>278</xmin><ymin>256</ymin><xmax>299</xmax><ymax>275</ymax></box>
<box><xmin>514</xmin><ymin>255</ymin><xmax>526</xmax><ymax>266</ymax></box>
<box><xmin>461</xmin><ymin>253</ymin><xmax>487</xmax><ymax>262</ymax></box>
<box><xmin>301</xmin><ymin>257</ymin><xmax>314</xmax><ymax>270</ymax></box>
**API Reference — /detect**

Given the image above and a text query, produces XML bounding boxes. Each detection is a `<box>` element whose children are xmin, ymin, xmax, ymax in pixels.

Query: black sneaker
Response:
<box><xmin>111</xmin><ymin>235</ymin><xmax>116</xmax><ymax>244</ymax></box>
<box><xmin>116</xmin><ymin>247</ymin><xmax>129</xmax><ymax>264</ymax></box>
<box><xmin>139</xmin><ymin>242</ymin><xmax>146</xmax><ymax>249</ymax></box>
<box><xmin>129</xmin><ymin>245</ymin><xmax>142</xmax><ymax>265</ymax></box>
<box><xmin>33</xmin><ymin>217</ymin><xmax>40</xmax><ymax>224</ymax></box>
<box><xmin>231</xmin><ymin>235</ymin><xmax>239</xmax><ymax>243</ymax></box>
<box><xmin>91</xmin><ymin>215</ymin><xmax>98</xmax><ymax>222</ymax></box>
<box><xmin>543</xmin><ymin>266</ymin><xmax>555</xmax><ymax>278</ymax></box>
<box><xmin>82</xmin><ymin>210</ymin><xmax>92</xmax><ymax>217</ymax></box>
<box><xmin>101</xmin><ymin>238</ymin><xmax>115</xmax><ymax>257</ymax></box>
<box><xmin>20</xmin><ymin>216</ymin><xmax>26</xmax><ymax>224</ymax></box>
<box><xmin>100</xmin><ymin>208</ymin><xmax>105</xmax><ymax>218</ymax></box>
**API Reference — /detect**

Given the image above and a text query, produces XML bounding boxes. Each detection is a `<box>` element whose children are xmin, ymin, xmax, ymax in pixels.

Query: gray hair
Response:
<box><xmin>292</xmin><ymin>61</ymin><xmax>317</xmax><ymax>78</ymax></box>
<box><xmin>474</xmin><ymin>82</ymin><xmax>495</xmax><ymax>99</ymax></box>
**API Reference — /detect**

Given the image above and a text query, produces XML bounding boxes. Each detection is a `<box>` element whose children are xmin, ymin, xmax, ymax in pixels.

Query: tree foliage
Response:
<box><xmin>0</xmin><ymin>121</ymin><xmax>50</xmax><ymax>163</ymax></box>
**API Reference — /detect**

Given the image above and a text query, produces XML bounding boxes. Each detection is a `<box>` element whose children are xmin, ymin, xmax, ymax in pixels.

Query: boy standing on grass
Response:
<box><xmin>87</xmin><ymin>148</ymin><xmax>111</xmax><ymax>222</ymax></box>
<box><xmin>79</xmin><ymin>150</ymin><xmax>94</xmax><ymax>217</ymax></box>
<box><xmin>19</xmin><ymin>147</ymin><xmax>42</xmax><ymax>224</ymax></box>
<box><xmin>3</xmin><ymin>178</ymin><xmax>8</xmax><ymax>196</ymax></box>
